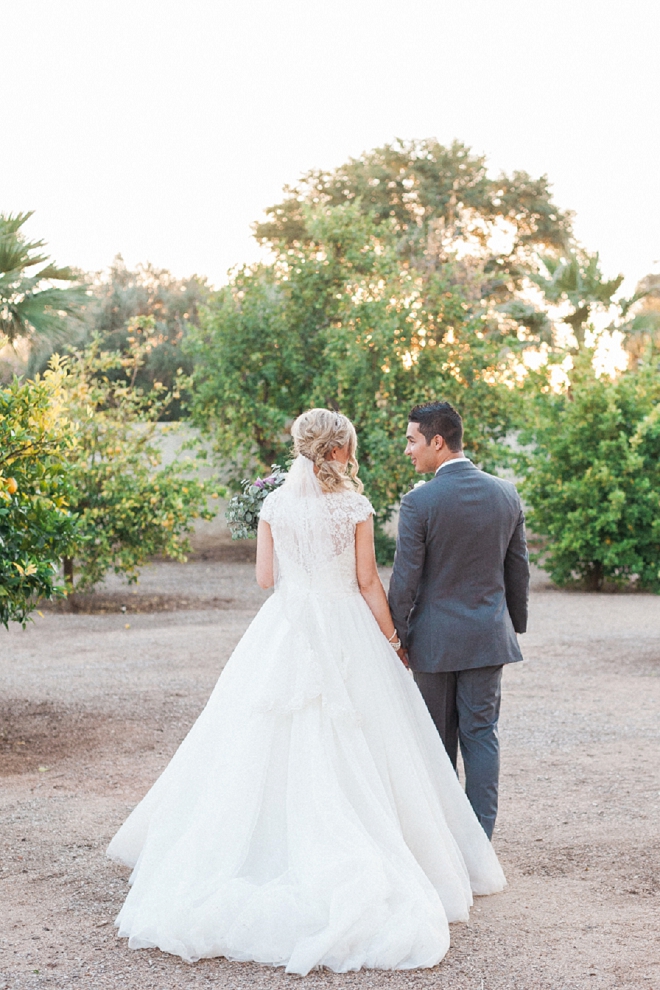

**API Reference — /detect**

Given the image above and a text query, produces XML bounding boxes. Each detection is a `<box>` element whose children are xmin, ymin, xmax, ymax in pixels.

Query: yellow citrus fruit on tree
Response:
<box><xmin>6</xmin><ymin>478</ymin><xmax>18</xmax><ymax>495</ymax></box>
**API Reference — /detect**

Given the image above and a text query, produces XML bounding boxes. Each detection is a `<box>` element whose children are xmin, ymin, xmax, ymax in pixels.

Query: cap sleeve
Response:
<box><xmin>348</xmin><ymin>491</ymin><xmax>374</xmax><ymax>524</ymax></box>
<box><xmin>259</xmin><ymin>489</ymin><xmax>280</xmax><ymax>525</ymax></box>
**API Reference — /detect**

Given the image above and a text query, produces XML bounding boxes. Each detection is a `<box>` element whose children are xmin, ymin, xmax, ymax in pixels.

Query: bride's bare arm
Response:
<box><xmin>355</xmin><ymin>516</ymin><xmax>408</xmax><ymax>665</ymax></box>
<box><xmin>256</xmin><ymin>519</ymin><xmax>275</xmax><ymax>589</ymax></box>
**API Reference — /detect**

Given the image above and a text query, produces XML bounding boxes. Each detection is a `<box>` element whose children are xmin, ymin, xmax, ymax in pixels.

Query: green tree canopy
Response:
<box><xmin>189</xmin><ymin>201</ymin><xmax>531</xmax><ymax>519</ymax></box>
<box><xmin>521</xmin><ymin>353</ymin><xmax>660</xmax><ymax>591</ymax></box>
<box><xmin>189</xmin><ymin>140</ymin><xmax>577</xmax><ymax>519</ymax></box>
<box><xmin>255</xmin><ymin>139</ymin><xmax>574</xmax><ymax>290</ymax></box>
<box><xmin>29</xmin><ymin>256</ymin><xmax>211</xmax><ymax>417</ymax></box>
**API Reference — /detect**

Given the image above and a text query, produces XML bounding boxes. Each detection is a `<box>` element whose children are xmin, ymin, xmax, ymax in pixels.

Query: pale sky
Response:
<box><xmin>2</xmin><ymin>0</ymin><xmax>659</xmax><ymax>294</ymax></box>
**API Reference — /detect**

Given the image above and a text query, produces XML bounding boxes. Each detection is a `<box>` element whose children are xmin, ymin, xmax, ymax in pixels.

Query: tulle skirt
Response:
<box><xmin>107</xmin><ymin>587</ymin><xmax>505</xmax><ymax>974</ymax></box>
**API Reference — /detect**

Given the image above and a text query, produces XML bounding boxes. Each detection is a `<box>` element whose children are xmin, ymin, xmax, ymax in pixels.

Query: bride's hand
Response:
<box><xmin>397</xmin><ymin>647</ymin><xmax>410</xmax><ymax>669</ymax></box>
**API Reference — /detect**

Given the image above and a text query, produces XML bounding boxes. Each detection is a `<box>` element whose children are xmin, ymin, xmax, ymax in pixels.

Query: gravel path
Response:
<box><xmin>1</xmin><ymin>560</ymin><xmax>659</xmax><ymax>989</ymax></box>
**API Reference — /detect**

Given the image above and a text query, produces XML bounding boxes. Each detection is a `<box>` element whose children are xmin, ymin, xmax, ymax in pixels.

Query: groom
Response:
<box><xmin>388</xmin><ymin>401</ymin><xmax>529</xmax><ymax>839</ymax></box>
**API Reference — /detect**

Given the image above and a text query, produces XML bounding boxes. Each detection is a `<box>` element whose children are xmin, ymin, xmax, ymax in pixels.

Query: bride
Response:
<box><xmin>107</xmin><ymin>408</ymin><xmax>505</xmax><ymax>975</ymax></box>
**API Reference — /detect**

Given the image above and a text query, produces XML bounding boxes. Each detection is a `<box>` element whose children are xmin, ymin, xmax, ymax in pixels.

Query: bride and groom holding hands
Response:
<box><xmin>107</xmin><ymin>400</ymin><xmax>529</xmax><ymax>974</ymax></box>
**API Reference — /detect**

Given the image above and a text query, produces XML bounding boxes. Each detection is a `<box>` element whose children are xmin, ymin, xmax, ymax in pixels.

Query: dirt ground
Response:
<box><xmin>1</xmin><ymin>555</ymin><xmax>659</xmax><ymax>990</ymax></box>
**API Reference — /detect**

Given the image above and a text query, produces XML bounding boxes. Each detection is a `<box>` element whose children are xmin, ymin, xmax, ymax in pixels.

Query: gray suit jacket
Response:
<box><xmin>388</xmin><ymin>459</ymin><xmax>529</xmax><ymax>673</ymax></box>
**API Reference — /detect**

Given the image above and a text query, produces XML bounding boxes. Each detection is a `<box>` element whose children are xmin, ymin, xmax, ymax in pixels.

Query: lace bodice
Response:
<box><xmin>260</xmin><ymin>483</ymin><xmax>373</xmax><ymax>597</ymax></box>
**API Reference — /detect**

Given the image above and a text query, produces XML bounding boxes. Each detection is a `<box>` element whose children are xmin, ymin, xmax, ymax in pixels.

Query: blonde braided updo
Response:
<box><xmin>291</xmin><ymin>408</ymin><xmax>364</xmax><ymax>494</ymax></box>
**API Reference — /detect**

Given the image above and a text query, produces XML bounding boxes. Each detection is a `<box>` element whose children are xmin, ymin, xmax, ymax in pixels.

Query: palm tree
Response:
<box><xmin>0</xmin><ymin>211</ymin><xmax>86</xmax><ymax>349</ymax></box>
<box><xmin>624</xmin><ymin>273</ymin><xmax>660</xmax><ymax>366</ymax></box>
<box><xmin>530</xmin><ymin>248</ymin><xmax>624</xmax><ymax>350</ymax></box>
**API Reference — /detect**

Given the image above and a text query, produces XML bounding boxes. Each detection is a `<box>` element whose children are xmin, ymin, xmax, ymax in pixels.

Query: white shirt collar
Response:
<box><xmin>435</xmin><ymin>455</ymin><xmax>468</xmax><ymax>475</ymax></box>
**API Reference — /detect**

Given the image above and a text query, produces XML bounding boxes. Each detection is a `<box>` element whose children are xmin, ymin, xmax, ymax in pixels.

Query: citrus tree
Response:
<box><xmin>521</xmin><ymin>353</ymin><xmax>660</xmax><ymax>590</ymax></box>
<box><xmin>59</xmin><ymin>320</ymin><xmax>218</xmax><ymax>592</ymax></box>
<box><xmin>188</xmin><ymin>139</ymin><xmax>574</xmax><ymax>531</ymax></box>
<box><xmin>0</xmin><ymin>368</ymin><xmax>78</xmax><ymax>626</ymax></box>
<box><xmin>188</xmin><ymin>201</ymin><xmax>528</xmax><ymax>523</ymax></box>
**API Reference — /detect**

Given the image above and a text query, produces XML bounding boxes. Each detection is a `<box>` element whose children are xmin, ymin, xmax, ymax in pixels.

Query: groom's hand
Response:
<box><xmin>397</xmin><ymin>647</ymin><xmax>410</xmax><ymax>669</ymax></box>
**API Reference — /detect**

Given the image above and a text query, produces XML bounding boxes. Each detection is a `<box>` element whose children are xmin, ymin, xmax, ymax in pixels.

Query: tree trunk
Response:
<box><xmin>63</xmin><ymin>557</ymin><xmax>74</xmax><ymax>592</ymax></box>
<box><xmin>585</xmin><ymin>562</ymin><xmax>604</xmax><ymax>591</ymax></box>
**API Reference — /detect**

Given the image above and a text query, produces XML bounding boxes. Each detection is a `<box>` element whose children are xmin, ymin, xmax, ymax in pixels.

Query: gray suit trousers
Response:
<box><xmin>414</xmin><ymin>665</ymin><xmax>503</xmax><ymax>839</ymax></box>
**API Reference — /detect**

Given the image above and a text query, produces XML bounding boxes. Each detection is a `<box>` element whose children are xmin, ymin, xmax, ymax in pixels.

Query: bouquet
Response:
<box><xmin>225</xmin><ymin>466</ymin><xmax>286</xmax><ymax>540</ymax></box>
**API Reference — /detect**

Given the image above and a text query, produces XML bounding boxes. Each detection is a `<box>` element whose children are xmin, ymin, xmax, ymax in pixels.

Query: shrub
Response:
<box><xmin>0</xmin><ymin>370</ymin><xmax>78</xmax><ymax>625</ymax></box>
<box><xmin>58</xmin><ymin>332</ymin><xmax>217</xmax><ymax>592</ymax></box>
<box><xmin>521</xmin><ymin>355</ymin><xmax>660</xmax><ymax>590</ymax></box>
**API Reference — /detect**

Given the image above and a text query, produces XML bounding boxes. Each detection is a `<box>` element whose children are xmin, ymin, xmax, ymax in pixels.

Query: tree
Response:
<box><xmin>28</xmin><ymin>256</ymin><xmax>211</xmax><ymax>418</ymax></box>
<box><xmin>58</xmin><ymin>328</ymin><xmax>217</xmax><ymax>592</ymax></box>
<box><xmin>0</xmin><ymin>368</ymin><xmax>78</xmax><ymax>626</ymax></box>
<box><xmin>0</xmin><ymin>212</ymin><xmax>86</xmax><ymax>350</ymax></box>
<box><xmin>625</xmin><ymin>273</ymin><xmax>660</xmax><ymax>366</ymax></box>
<box><xmin>530</xmin><ymin>247</ymin><xmax>625</xmax><ymax>350</ymax></box>
<box><xmin>255</xmin><ymin>139</ymin><xmax>573</xmax><ymax>287</ymax></box>
<box><xmin>189</xmin><ymin>140</ymin><xmax>575</xmax><ymax>510</ymax></box>
<box><xmin>189</xmin><ymin>201</ymin><xmax>527</xmax><ymax>520</ymax></box>
<box><xmin>520</xmin><ymin>353</ymin><xmax>660</xmax><ymax>591</ymax></box>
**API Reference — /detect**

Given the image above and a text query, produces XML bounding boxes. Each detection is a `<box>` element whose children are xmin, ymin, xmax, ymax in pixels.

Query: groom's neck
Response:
<box><xmin>433</xmin><ymin>449</ymin><xmax>464</xmax><ymax>472</ymax></box>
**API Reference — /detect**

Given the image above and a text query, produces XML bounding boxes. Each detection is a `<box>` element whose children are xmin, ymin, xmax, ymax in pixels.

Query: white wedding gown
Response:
<box><xmin>107</xmin><ymin>456</ymin><xmax>505</xmax><ymax>975</ymax></box>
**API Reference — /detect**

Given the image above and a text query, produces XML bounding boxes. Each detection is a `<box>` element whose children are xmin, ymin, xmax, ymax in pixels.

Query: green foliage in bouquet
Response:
<box><xmin>226</xmin><ymin>467</ymin><xmax>286</xmax><ymax>540</ymax></box>
<box><xmin>0</xmin><ymin>369</ymin><xmax>78</xmax><ymax>626</ymax></box>
<box><xmin>521</xmin><ymin>353</ymin><xmax>660</xmax><ymax>591</ymax></box>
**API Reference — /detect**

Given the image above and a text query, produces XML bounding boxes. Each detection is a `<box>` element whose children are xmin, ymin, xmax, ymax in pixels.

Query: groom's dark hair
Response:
<box><xmin>409</xmin><ymin>402</ymin><xmax>463</xmax><ymax>451</ymax></box>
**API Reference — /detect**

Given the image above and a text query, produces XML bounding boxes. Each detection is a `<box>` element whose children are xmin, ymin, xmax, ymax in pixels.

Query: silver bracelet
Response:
<box><xmin>387</xmin><ymin>629</ymin><xmax>399</xmax><ymax>643</ymax></box>
<box><xmin>389</xmin><ymin>638</ymin><xmax>402</xmax><ymax>652</ymax></box>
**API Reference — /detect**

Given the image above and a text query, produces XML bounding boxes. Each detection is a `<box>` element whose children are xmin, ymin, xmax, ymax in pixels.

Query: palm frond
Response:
<box><xmin>0</xmin><ymin>212</ymin><xmax>85</xmax><ymax>346</ymax></box>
